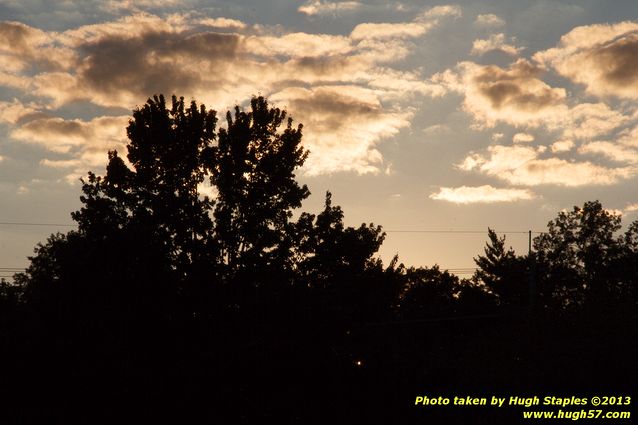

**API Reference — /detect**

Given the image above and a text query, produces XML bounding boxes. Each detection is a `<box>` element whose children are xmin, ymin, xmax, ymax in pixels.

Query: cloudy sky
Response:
<box><xmin>1</xmin><ymin>0</ymin><xmax>638</xmax><ymax>273</ymax></box>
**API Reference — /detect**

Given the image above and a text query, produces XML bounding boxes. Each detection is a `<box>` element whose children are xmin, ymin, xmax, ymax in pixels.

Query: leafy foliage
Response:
<box><xmin>1</xmin><ymin>94</ymin><xmax>636</xmax><ymax>423</ymax></box>
<box><xmin>533</xmin><ymin>201</ymin><xmax>626</xmax><ymax>310</ymax></box>
<box><xmin>473</xmin><ymin>228</ymin><xmax>528</xmax><ymax>306</ymax></box>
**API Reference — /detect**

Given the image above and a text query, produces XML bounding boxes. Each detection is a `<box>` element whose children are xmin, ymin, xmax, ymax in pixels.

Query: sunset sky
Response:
<box><xmin>1</xmin><ymin>0</ymin><xmax>638</xmax><ymax>274</ymax></box>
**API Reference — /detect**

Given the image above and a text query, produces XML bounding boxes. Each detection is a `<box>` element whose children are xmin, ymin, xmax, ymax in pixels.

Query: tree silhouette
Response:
<box><xmin>73</xmin><ymin>95</ymin><xmax>219</xmax><ymax>280</ymax></box>
<box><xmin>533</xmin><ymin>201</ymin><xmax>624</xmax><ymax>310</ymax></box>
<box><xmin>2</xmin><ymin>93</ymin><xmax>636</xmax><ymax>424</ymax></box>
<box><xmin>473</xmin><ymin>228</ymin><xmax>528</xmax><ymax>307</ymax></box>
<box><xmin>296</xmin><ymin>192</ymin><xmax>384</xmax><ymax>288</ymax></box>
<box><xmin>211</xmin><ymin>97</ymin><xmax>310</xmax><ymax>281</ymax></box>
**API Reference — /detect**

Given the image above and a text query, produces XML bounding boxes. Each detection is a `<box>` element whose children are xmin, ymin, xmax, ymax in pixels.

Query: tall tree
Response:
<box><xmin>210</xmin><ymin>96</ymin><xmax>309</xmax><ymax>279</ymax></box>
<box><xmin>533</xmin><ymin>201</ymin><xmax>623</xmax><ymax>310</ymax></box>
<box><xmin>473</xmin><ymin>228</ymin><xmax>528</xmax><ymax>307</ymax></box>
<box><xmin>73</xmin><ymin>94</ymin><xmax>219</xmax><ymax>278</ymax></box>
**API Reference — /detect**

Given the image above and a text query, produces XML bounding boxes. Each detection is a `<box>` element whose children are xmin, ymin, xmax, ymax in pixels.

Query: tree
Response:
<box><xmin>533</xmin><ymin>201</ymin><xmax>623</xmax><ymax>310</ymax></box>
<box><xmin>398</xmin><ymin>265</ymin><xmax>462</xmax><ymax>319</ymax></box>
<box><xmin>296</xmin><ymin>192</ymin><xmax>385</xmax><ymax>287</ymax></box>
<box><xmin>7</xmin><ymin>93</ymin><xmax>406</xmax><ymax>422</ymax></box>
<box><xmin>210</xmin><ymin>96</ymin><xmax>310</xmax><ymax>281</ymax></box>
<box><xmin>617</xmin><ymin>220</ymin><xmax>638</xmax><ymax>303</ymax></box>
<box><xmin>73</xmin><ymin>95</ymin><xmax>219</xmax><ymax>278</ymax></box>
<box><xmin>473</xmin><ymin>228</ymin><xmax>528</xmax><ymax>307</ymax></box>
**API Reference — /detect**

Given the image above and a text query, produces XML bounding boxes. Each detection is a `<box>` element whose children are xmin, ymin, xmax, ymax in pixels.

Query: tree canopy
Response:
<box><xmin>1</xmin><ymin>95</ymin><xmax>636</xmax><ymax>424</ymax></box>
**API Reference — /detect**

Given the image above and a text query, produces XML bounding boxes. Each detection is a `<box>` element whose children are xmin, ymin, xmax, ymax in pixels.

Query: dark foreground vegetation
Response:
<box><xmin>0</xmin><ymin>95</ymin><xmax>636</xmax><ymax>423</ymax></box>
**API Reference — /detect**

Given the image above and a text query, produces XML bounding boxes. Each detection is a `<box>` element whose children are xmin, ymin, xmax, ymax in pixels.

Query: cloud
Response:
<box><xmin>434</xmin><ymin>59</ymin><xmax>567</xmax><ymax>128</ymax></box>
<box><xmin>550</xmin><ymin>139</ymin><xmax>574</xmax><ymax>153</ymax></box>
<box><xmin>298</xmin><ymin>0</ymin><xmax>362</xmax><ymax>16</ymax></box>
<box><xmin>19</xmin><ymin>12</ymin><xmax>439</xmax><ymax>111</ymax></box>
<box><xmin>513</xmin><ymin>133</ymin><xmax>534</xmax><ymax>143</ymax></box>
<box><xmin>459</xmin><ymin>144</ymin><xmax>635</xmax><ymax>186</ymax></box>
<box><xmin>470</xmin><ymin>33</ymin><xmax>523</xmax><ymax>56</ymax></box>
<box><xmin>0</xmin><ymin>21</ymin><xmax>76</xmax><ymax>74</ymax></box>
<box><xmin>351</xmin><ymin>4</ymin><xmax>460</xmax><ymax>40</ymax></box>
<box><xmin>0</xmin><ymin>99</ymin><xmax>40</xmax><ymax>124</ymax></box>
<box><xmin>350</xmin><ymin>22</ymin><xmax>434</xmax><ymax>40</ymax></box>
<box><xmin>39</xmin><ymin>158</ymin><xmax>83</xmax><ymax>168</ymax></box>
<box><xmin>430</xmin><ymin>185</ymin><xmax>535</xmax><ymax>204</ymax></box>
<box><xmin>562</xmin><ymin>102</ymin><xmax>629</xmax><ymax>140</ymax></box>
<box><xmin>0</xmin><ymin>10</ymin><xmax>461</xmax><ymax>179</ymax></box>
<box><xmin>417</xmin><ymin>5</ymin><xmax>462</xmax><ymax>20</ymax></box>
<box><xmin>535</xmin><ymin>21</ymin><xmax>638</xmax><ymax>99</ymax></box>
<box><xmin>270</xmin><ymin>85</ymin><xmax>412</xmax><ymax>175</ymax></box>
<box><xmin>578</xmin><ymin>141</ymin><xmax>638</xmax><ymax>164</ymax></box>
<box><xmin>433</xmin><ymin>60</ymin><xmax>629</xmax><ymax>140</ymax></box>
<box><xmin>245</xmin><ymin>32</ymin><xmax>352</xmax><ymax>57</ymax></box>
<box><xmin>423</xmin><ymin>124</ymin><xmax>450</xmax><ymax>135</ymax></box>
<box><xmin>100</xmin><ymin>0</ymin><xmax>184</xmax><ymax>13</ymax></box>
<box><xmin>11</xmin><ymin>115</ymin><xmax>129</xmax><ymax>179</ymax></box>
<box><xmin>71</xmin><ymin>30</ymin><xmax>242</xmax><ymax>107</ymax></box>
<box><xmin>198</xmin><ymin>17</ymin><xmax>247</xmax><ymax>29</ymax></box>
<box><xmin>474</xmin><ymin>14</ymin><xmax>504</xmax><ymax>28</ymax></box>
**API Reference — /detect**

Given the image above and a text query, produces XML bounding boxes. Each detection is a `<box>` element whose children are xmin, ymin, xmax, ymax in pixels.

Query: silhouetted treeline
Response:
<box><xmin>0</xmin><ymin>95</ymin><xmax>636</xmax><ymax>424</ymax></box>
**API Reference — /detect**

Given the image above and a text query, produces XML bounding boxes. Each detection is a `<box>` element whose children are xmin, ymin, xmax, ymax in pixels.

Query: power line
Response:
<box><xmin>0</xmin><ymin>221</ymin><xmax>546</xmax><ymax>233</ymax></box>
<box><xmin>0</xmin><ymin>221</ymin><xmax>76</xmax><ymax>227</ymax></box>
<box><xmin>385</xmin><ymin>230</ymin><xmax>545</xmax><ymax>234</ymax></box>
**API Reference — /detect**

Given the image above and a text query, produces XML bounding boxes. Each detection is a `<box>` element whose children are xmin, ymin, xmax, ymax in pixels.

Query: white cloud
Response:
<box><xmin>39</xmin><ymin>158</ymin><xmax>82</xmax><ymax>168</ymax></box>
<box><xmin>513</xmin><ymin>133</ymin><xmax>534</xmax><ymax>143</ymax></box>
<box><xmin>350</xmin><ymin>22</ymin><xmax>433</xmax><ymax>40</ymax></box>
<box><xmin>550</xmin><ymin>139</ymin><xmax>574</xmax><ymax>153</ymax></box>
<box><xmin>563</xmin><ymin>102</ymin><xmax>629</xmax><ymax>140</ymax></box>
<box><xmin>298</xmin><ymin>0</ymin><xmax>362</xmax><ymax>16</ymax></box>
<box><xmin>198</xmin><ymin>17</ymin><xmax>247</xmax><ymax>29</ymax></box>
<box><xmin>474</xmin><ymin>14</ymin><xmax>505</xmax><ymax>28</ymax></box>
<box><xmin>423</xmin><ymin>124</ymin><xmax>450</xmax><ymax>135</ymax></box>
<box><xmin>433</xmin><ymin>59</ymin><xmax>567</xmax><ymax>129</ymax></box>
<box><xmin>433</xmin><ymin>61</ymin><xmax>629</xmax><ymax>143</ymax></box>
<box><xmin>535</xmin><ymin>21</ymin><xmax>638</xmax><ymax>99</ymax></box>
<box><xmin>471</xmin><ymin>33</ymin><xmax>523</xmax><ymax>56</ymax></box>
<box><xmin>0</xmin><ymin>99</ymin><xmax>39</xmax><ymax>124</ymax></box>
<box><xmin>0</xmin><ymin>11</ymin><xmax>458</xmax><ymax>178</ymax></box>
<box><xmin>11</xmin><ymin>115</ymin><xmax>129</xmax><ymax>182</ymax></box>
<box><xmin>578</xmin><ymin>141</ymin><xmax>638</xmax><ymax>164</ymax></box>
<box><xmin>417</xmin><ymin>5</ymin><xmax>462</xmax><ymax>20</ymax></box>
<box><xmin>246</xmin><ymin>32</ymin><xmax>352</xmax><ymax>57</ymax></box>
<box><xmin>491</xmin><ymin>133</ymin><xmax>504</xmax><ymax>141</ymax></box>
<box><xmin>430</xmin><ymin>185</ymin><xmax>535</xmax><ymax>204</ymax></box>
<box><xmin>101</xmin><ymin>0</ymin><xmax>183</xmax><ymax>13</ymax></box>
<box><xmin>270</xmin><ymin>85</ymin><xmax>412</xmax><ymax>175</ymax></box>
<box><xmin>459</xmin><ymin>144</ymin><xmax>636</xmax><ymax>186</ymax></box>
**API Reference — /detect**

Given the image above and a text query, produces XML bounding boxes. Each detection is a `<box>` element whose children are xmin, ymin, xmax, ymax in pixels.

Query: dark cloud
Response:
<box><xmin>534</xmin><ymin>23</ymin><xmax>638</xmax><ymax>99</ymax></box>
<box><xmin>18</xmin><ymin>117</ymin><xmax>87</xmax><ymax>138</ymax></box>
<box><xmin>286</xmin><ymin>55</ymin><xmax>362</xmax><ymax>79</ymax></box>
<box><xmin>0</xmin><ymin>21</ymin><xmax>33</xmax><ymax>51</ymax></box>
<box><xmin>78</xmin><ymin>30</ymin><xmax>242</xmax><ymax>100</ymax></box>
<box><xmin>0</xmin><ymin>21</ymin><xmax>74</xmax><ymax>71</ymax></box>
<box><xmin>282</xmin><ymin>88</ymin><xmax>381</xmax><ymax>130</ymax></box>
<box><xmin>479</xmin><ymin>80</ymin><xmax>563</xmax><ymax>111</ymax></box>
<box><xmin>594</xmin><ymin>35</ymin><xmax>638</xmax><ymax>87</ymax></box>
<box><xmin>473</xmin><ymin>61</ymin><xmax>564</xmax><ymax>111</ymax></box>
<box><xmin>271</xmin><ymin>85</ymin><xmax>410</xmax><ymax>174</ymax></box>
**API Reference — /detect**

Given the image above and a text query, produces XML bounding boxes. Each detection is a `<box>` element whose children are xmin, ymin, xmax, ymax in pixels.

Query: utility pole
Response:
<box><xmin>528</xmin><ymin>230</ymin><xmax>532</xmax><ymax>255</ymax></box>
<box><xmin>528</xmin><ymin>230</ymin><xmax>536</xmax><ymax>313</ymax></box>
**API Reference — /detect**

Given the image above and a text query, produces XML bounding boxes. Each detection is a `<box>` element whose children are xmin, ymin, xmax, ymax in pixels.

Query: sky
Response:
<box><xmin>1</xmin><ymin>0</ymin><xmax>638</xmax><ymax>275</ymax></box>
